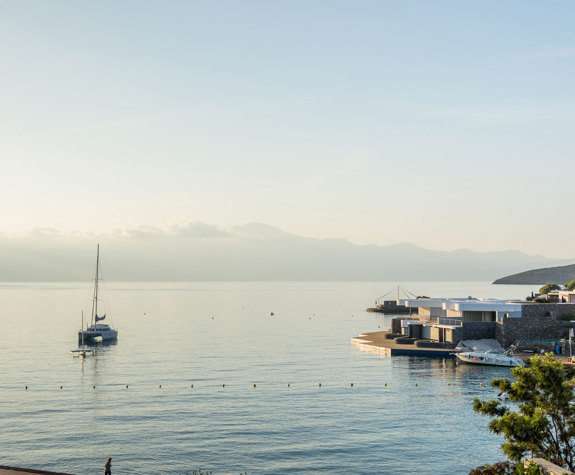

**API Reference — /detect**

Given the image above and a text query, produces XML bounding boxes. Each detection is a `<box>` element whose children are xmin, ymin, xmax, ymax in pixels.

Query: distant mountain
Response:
<box><xmin>0</xmin><ymin>223</ymin><xmax>571</xmax><ymax>281</ymax></box>
<box><xmin>493</xmin><ymin>263</ymin><xmax>575</xmax><ymax>285</ymax></box>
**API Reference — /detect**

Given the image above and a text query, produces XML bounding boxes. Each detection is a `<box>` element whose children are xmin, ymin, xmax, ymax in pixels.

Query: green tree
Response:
<box><xmin>565</xmin><ymin>280</ymin><xmax>575</xmax><ymax>291</ymax></box>
<box><xmin>539</xmin><ymin>283</ymin><xmax>561</xmax><ymax>295</ymax></box>
<box><xmin>473</xmin><ymin>354</ymin><xmax>575</xmax><ymax>471</ymax></box>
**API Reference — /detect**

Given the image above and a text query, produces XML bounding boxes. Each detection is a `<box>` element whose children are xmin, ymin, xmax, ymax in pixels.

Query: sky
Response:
<box><xmin>1</xmin><ymin>1</ymin><xmax>574</xmax><ymax>258</ymax></box>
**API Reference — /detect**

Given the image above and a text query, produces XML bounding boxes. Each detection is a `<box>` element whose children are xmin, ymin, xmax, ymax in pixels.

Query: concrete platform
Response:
<box><xmin>351</xmin><ymin>330</ymin><xmax>456</xmax><ymax>357</ymax></box>
<box><xmin>352</xmin><ymin>331</ymin><xmax>575</xmax><ymax>366</ymax></box>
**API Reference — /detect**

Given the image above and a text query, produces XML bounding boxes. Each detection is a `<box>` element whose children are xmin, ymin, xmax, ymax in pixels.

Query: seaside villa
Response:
<box><xmin>393</xmin><ymin>296</ymin><xmax>575</xmax><ymax>351</ymax></box>
<box><xmin>547</xmin><ymin>290</ymin><xmax>575</xmax><ymax>303</ymax></box>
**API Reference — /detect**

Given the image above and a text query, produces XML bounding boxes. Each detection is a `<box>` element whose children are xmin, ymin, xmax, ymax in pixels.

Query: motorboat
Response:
<box><xmin>456</xmin><ymin>348</ymin><xmax>524</xmax><ymax>367</ymax></box>
<box><xmin>78</xmin><ymin>244</ymin><xmax>118</xmax><ymax>344</ymax></box>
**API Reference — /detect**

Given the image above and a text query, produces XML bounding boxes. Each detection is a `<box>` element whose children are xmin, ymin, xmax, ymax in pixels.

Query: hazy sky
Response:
<box><xmin>1</xmin><ymin>1</ymin><xmax>573</xmax><ymax>258</ymax></box>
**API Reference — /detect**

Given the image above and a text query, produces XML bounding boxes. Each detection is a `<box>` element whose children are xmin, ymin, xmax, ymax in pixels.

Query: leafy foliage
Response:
<box><xmin>473</xmin><ymin>354</ymin><xmax>575</xmax><ymax>471</ymax></box>
<box><xmin>539</xmin><ymin>283</ymin><xmax>561</xmax><ymax>295</ymax></box>
<box><xmin>469</xmin><ymin>461</ymin><xmax>515</xmax><ymax>474</ymax></box>
<box><xmin>566</xmin><ymin>281</ymin><xmax>575</xmax><ymax>291</ymax></box>
<box><xmin>468</xmin><ymin>460</ymin><xmax>542</xmax><ymax>474</ymax></box>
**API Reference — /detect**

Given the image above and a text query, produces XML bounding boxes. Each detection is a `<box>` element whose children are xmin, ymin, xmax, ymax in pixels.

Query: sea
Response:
<box><xmin>0</xmin><ymin>281</ymin><xmax>540</xmax><ymax>474</ymax></box>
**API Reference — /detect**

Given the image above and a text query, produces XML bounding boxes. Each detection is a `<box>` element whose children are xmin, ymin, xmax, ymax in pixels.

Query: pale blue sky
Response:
<box><xmin>1</xmin><ymin>1</ymin><xmax>573</xmax><ymax>257</ymax></box>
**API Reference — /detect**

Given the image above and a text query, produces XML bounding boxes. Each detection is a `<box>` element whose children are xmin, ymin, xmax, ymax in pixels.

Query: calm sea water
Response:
<box><xmin>0</xmin><ymin>281</ymin><xmax>539</xmax><ymax>474</ymax></box>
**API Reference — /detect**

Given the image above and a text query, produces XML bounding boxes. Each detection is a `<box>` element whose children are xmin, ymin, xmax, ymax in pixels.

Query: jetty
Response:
<box><xmin>366</xmin><ymin>286</ymin><xmax>417</xmax><ymax>314</ymax></box>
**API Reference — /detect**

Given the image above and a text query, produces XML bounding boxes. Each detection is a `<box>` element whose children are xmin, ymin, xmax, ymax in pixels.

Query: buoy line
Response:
<box><xmin>11</xmin><ymin>380</ymin><xmax>491</xmax><ymax>392</ymax></box>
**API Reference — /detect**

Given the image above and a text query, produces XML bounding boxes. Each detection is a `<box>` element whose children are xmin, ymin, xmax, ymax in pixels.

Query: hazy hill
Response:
<box><xmin>493</xmin><ymin>263</ymin><xmax>575</xmax><ymax>285</ymax></box>
<box><xmin>0</xmin><ymin>223</ymin><xmax>570</xmax><ymax>282</ymax></box>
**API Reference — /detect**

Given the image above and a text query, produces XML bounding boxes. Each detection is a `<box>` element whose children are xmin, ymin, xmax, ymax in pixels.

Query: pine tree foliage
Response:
<box><xmin>473</xmin><ymin>354</ymin><xmax>575</xmax><ymax>471</ymax></box>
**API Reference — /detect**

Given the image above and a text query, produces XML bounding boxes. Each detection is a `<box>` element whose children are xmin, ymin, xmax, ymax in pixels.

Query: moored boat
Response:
<box><xmin>456</xmin><ymin>349</ymin><xmax>524</xmax><ymax>367</ymax></box>
<box><xmin>78</xmin><ymin>245</ymin><xmax>118</xmax><ymax>344</ymax></box>
<box><xmin>71</xmin><ymin>311</ymin><xmax>95</xmax><ymax>357</ymax></box>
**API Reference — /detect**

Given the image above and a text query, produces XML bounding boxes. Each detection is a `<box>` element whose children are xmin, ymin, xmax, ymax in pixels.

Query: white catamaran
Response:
<box><xmin>78</xmin><ymin>244</ymin><xmax>118</xmax><ymax>344</ymax></box>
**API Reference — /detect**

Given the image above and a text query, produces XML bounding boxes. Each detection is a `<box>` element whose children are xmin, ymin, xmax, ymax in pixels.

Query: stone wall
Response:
<box><xmin>496</xmin><ymin>303</ymin><xmax>575</xmax><ymax>349</ymax></box>
<box><xmin>461</xmin><ymin>322</ymin><xmax>496</xmax><ymax>341</ymax></box>
<box><xmin>425</xmin><ymin>324</ymin><xmax>494</xmax><ymax>344</ymax></box>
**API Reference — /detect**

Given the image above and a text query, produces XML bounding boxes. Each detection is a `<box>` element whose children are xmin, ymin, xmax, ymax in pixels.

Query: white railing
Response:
<box><xmin>433</xmin><ymin>317</ymin><xmax>463</xmax><ymax>327</ymax></box>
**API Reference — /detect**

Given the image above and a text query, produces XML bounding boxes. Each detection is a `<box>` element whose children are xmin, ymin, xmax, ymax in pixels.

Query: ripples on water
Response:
<box><xmin>0</xmin><ymin>281</ymin><xmax>538</xmax><ymax>474</ymax></box>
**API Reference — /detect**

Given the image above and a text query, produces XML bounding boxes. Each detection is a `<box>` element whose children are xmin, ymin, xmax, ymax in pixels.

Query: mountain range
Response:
<box><xmin>0</xmin><ymin>223</ymin><xmax>571</xmax><ymax>282</ymax></box>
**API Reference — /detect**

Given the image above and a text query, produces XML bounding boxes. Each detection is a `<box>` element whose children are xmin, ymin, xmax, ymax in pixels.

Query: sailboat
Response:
<box><xmin>78</xmin><ymin>244</ymin><xmax>118</xmax><ymax>344</ymax></box>
<box><xmin>71</xmin><ymin>311</ymin><xmax>94</xmax><ymax>358</ymax></box>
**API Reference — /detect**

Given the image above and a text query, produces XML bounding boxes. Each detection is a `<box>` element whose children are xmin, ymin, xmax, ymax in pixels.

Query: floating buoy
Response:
<box><xmin>126</xmin><ymin>385</ymin><xmax>129</xmax><ymax>389</ymax></box>
<box><xmin>288</xmin><ymin>383</ymin><xmax>290</xmax><ymax>388</ymax></box>
<box><xmin>318</xmin><ymin>383</ymin><xmax>322</xmax><ymax>388</ymax></box>
<box><xmin>480</xmin><ymin>382</ymin><xmax>483</xmax><ymax>387</ymax></box>
<box><xmin>385</xmin><ymin>383</ymin><xmax>387</xmax><ymax>387</ymax></box>
<box><xmin>25</xmin><ymin>386</ymin><xmax>28</xmax><ymax>390</ymax></box>
<box><xmin>270</xmin><ymin>312</ymin><xmax>274</xmax><ymax>316</ymax></box>
<box><xmin>350</xmin><ymin>383</ymin><xmax>354</xmax><ymax>387</ymax></box>
<box><xmin>222</xmin><ymin>384</ymin><xmax>225</xmax><ymax>388</ymax></box>
<box><xmin>93</xmin><ymin>385</ymin><xmax>95</xmax><ymax>389</ymax></box>
<box><xmin>415</xmin><ymin>383</ymin><xmax>418</xmax><ymax>387</ymax></box>
<box><xmin>60</xmin><ymin>386</ymin><xmax>63</xmax><ymax>390</ymax></box>
<box><xmin>253</xmin><ymin>383</ymin><xmax>256</xmax><ymax>388</ymax></box>
<box><xmin>448</xmin><ymin>383</ymin><xmax>451</xmax><ymax>386</ymax></box>
<box><xmin>159</xmin><ymin>384</ymin><xmax>162</xmax><ymax>388</ymax></box>
<box><xmin>191</xmin><ymin>384</ymin><xmax>194</xmax><ymax>388</ymax></box>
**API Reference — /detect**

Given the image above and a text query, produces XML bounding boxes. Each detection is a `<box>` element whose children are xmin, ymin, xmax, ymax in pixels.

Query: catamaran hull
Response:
<box><xmin>79</xmin><ymin>330</ymin><xmax>118</xmax><ymax>343</ymax></box>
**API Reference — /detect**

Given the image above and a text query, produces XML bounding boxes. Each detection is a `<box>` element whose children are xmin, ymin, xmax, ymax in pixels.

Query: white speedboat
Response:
<box><xmin>456</xmin><ymin>349</ymin><xmax>524</xmax><ymax>367</ymax></box>
<box><xmin>78</xmin><ymin>245</ymin><xmax>118</xmax><ymax>344</ymax></box>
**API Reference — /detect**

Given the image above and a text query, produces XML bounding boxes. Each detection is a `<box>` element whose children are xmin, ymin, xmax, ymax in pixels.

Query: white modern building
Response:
<box><xmin>390</xmin><ymin>296</ymin><xmax>575</xmax><ymax>350</ymax></box>
<box><xmin>398</xmin><ymin>297</ymin><xmax>523</xmax><ymax>323</ymax></box>
<box><xmin>394</xmin><ymin>297</ymin><xmax>524</xmax><ymax>344</ymax></box>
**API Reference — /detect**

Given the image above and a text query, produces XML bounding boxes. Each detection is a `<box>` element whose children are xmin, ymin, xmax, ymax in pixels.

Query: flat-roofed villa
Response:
<box><xmin>392</xmin><ymin>296</ymin><xmax>575</xmax><ymax>351</ymax></box>
<box><xmin>547</xmin><ymin>290</ymin><xmax>575</xmax><ymax>304</ymax></box>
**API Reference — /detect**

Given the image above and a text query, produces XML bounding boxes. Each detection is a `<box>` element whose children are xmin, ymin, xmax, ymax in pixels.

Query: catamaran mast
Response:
<box><xmin>90</xmin><ymin>244</ymin><xmax>100</xmax><ymax>326</ymax></box>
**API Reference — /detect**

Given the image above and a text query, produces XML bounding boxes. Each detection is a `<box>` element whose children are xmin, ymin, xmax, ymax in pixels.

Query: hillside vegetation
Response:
<box><xmin>493</xmin><ymin>263</ymin><xmax>575</xmax><ymax>284</ymax></box>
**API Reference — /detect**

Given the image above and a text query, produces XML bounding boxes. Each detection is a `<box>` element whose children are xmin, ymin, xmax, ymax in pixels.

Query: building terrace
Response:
<box><xmin>391</xmin><ymin>296</ymin><xmax>575</xmax><ymax>351</ymax></box>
